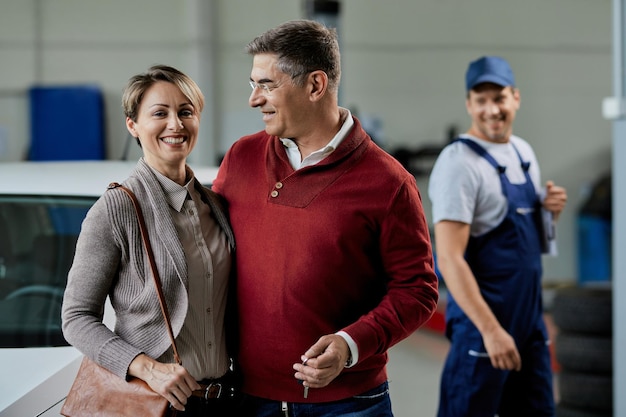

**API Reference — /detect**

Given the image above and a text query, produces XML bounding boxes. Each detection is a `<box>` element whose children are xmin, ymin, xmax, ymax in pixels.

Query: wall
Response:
<box><xmin>0</xmin><ymin>0</ymin><xmax>614</xmax><ymax>282</ymax></box>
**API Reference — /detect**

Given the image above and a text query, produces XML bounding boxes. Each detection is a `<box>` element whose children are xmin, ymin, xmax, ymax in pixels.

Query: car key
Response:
<box><xmin>302</xmin><ymin>357</ymin><xmax>309</xmax><ymax>398</ymax></box>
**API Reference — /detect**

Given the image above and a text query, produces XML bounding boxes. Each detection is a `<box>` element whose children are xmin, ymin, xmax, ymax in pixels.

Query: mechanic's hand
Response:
<box><xmin>128</xmin><ymin>354</ymin><xmax>200</xmax><ymax>411</ymax></box>
<box><xmin>482</xmin><ymin>327</ymin><xmax>522</xmax><ymax>371</ymax></box>
<box><xmin>544</xmin><ymin>180</ymin><xmax>567</xmax><ymax>220</ymax></box>
<box><xmin>293</xmin><ymin>334</ymin><xmax>351</xmax><ymax>389</ymax></box>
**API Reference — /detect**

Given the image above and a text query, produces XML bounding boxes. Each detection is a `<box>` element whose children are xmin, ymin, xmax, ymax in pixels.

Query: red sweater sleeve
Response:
<box><xmin>342</xmin><ymin>176</ymin><xmax>438</xmax><ymax>360</ymax></box>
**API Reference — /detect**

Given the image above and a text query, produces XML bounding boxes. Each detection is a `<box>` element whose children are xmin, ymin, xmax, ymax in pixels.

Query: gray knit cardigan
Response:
<box><xmin>61</xmin><ymin>159</ymin><xmax>235</xmax><ymax>379</ymax></box>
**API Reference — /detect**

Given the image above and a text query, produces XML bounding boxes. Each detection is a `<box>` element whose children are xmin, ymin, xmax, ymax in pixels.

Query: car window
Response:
<box><xmin>0</xmin><ymin>195</ymin><xmax>96</xmax><ymax>348</ymax></box>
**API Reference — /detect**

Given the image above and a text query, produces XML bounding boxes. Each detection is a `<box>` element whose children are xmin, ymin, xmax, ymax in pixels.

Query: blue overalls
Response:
<box><xmin>437</xmin><ymin>139</ymin><xmax>554</xmax><ymax>417</ymax></box>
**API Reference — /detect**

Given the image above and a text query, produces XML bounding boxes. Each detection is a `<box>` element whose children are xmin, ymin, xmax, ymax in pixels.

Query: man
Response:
<box><xmin>428</xmin><ymin>56</ymin><xmax>568</xmax><ymax>417</ymax></box>
<box><xmin>212</xmin><ymin>19</ymin><xmax>438</xmax><ymax>417</ymax></box>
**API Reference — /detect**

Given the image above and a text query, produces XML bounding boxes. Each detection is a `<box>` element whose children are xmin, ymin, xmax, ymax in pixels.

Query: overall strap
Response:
<box><xmin>456</xmin><ymin>137</ymin><xmax>531</xmax><ymax>173</ymax></box>
<box><xmin>511</xmin><ymin>143</ymin><xmax>531</xmax><ymax>172</ymax></box>
<box><xmin>455</xmin><ymin>138</ymin><xmax>506</xmax><ymax>174</ymax></box>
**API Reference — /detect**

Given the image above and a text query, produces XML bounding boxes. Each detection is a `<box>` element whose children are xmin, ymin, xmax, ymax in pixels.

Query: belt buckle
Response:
<box><xmin>204</xmin><ymin>382</ymin><xmax>222</xmax><ymax>401</ymax></box>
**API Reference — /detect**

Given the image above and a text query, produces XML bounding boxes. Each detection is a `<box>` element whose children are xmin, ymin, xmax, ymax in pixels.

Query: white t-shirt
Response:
<box><xmin>428</xmin><ymin>134</ymin><xmax>542</xmax><ymax>237</ymax></box>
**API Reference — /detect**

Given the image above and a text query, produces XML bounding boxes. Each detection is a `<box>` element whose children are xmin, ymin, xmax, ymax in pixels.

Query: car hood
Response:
<box><xmin>0</xmin><ymin>300</ymin><xmax>116</xmax><ymax>415</ymax></box>
<box><xmin>0</xmin><ymin>346</ymin><xmax>81</xmax><ymax>413</ymax></box>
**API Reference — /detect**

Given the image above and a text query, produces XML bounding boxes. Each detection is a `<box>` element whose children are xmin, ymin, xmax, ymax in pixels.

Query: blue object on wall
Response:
<box><xmin>28</xmin><ymin>85</ymin><xmax>105</xmax><ymax>161</ymax></box>
<box><xmin>577</xmin><ymin>214</ymin><xmax>611</xmax><ymax>283</ymax></box>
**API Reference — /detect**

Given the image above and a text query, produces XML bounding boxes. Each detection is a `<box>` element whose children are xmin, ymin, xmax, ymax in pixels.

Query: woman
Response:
<box><xmin>62</xmin><ymin>65</ymin><xmax>237</xmax><ymax>415</ymax></box>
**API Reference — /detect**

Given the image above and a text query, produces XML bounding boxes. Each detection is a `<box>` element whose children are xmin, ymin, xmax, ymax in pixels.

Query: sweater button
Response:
<box><xmin>270</xmin><ymin>190</ymin><xmax>279</xmax><ymax>198</ymax></box>
<box><xmin>275</xmin><ymin>182</ymin><xmax>283</xmax><ymax>189</ymax></box>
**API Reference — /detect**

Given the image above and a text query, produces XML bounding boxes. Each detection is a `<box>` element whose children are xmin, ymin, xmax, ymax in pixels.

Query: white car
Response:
<box><xmin>0</xmin><ymin>160</ymin><xmax>219</xmax><ymax>417</ymax></box>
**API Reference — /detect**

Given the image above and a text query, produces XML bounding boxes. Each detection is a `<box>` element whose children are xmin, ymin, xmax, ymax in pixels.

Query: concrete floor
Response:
<box><xmin>387</xmin><ymin>329</ymin><xmax>449</xmax><ymax>417</ymax></box>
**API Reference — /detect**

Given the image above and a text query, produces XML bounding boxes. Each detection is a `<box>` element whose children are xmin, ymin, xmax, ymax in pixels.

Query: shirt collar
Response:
<box><xmin>146</xmin><ymin>161</ymin><xmax>195</xmax><ymax>212</ymax></box>
<box><xmin>280</xmin><ymin>107</ymin><xmax>353</xmax><ymax>151</ymax></box>
<box><xmin>279</xmin><ymin>107</ymin><xmax>354</xmax><ymax>169</ymax></box>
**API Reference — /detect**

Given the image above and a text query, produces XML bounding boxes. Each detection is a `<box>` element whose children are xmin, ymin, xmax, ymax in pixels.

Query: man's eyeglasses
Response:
<box><xmin>249</xmin><ymin>81</ymin><xmax>275</xmax><ymax>95</ymax></box>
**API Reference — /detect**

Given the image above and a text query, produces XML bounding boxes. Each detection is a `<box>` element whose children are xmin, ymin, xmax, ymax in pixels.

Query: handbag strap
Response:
<box><xmin>107</xmin><ymin>182</ymin><xmax>181</xmax><ymax>365</ymax></box>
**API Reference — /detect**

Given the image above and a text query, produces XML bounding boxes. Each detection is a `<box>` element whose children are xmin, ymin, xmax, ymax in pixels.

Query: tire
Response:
<box><xmin>558</xmin><ymin>371</ymin><xmax>612</xmax><ymax>413</ymax></box>
<box><xmin>555</xmin><ymin>332</ymin><xmax>612</xmax><ymax>373</ymax></box>
<box><xmin>556</xmin><ymin>403</ymin><xmax>611</xmax><ymax>417</ymax></box>
<box><xmin>552</xmin><ymin>287</ymin><xmax>612</xmax><ymax>335</ymax></box>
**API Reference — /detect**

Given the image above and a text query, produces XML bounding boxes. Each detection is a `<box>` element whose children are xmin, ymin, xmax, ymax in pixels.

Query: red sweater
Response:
<box><xmin>213</xmin><ymin>118</ymin><xmax>438</xmax><ymax>402</ymax></box>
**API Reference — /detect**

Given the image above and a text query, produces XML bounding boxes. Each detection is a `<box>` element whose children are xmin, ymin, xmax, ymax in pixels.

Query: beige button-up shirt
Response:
<box><xmin>153</xmin><ymin>167</ymin><xmax>231</xmax><ymax>380</ymax></box>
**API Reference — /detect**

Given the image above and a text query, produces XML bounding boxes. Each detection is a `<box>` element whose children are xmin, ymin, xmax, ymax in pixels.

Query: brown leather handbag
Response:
<box><xmin>61</xmin><ymin>183</ymin><xmax>179</xmax><ymax>417</ymax></box>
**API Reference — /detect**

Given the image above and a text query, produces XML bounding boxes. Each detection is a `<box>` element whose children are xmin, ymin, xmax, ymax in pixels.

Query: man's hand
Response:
<box><xmin>293</xmin><ymin>334</ymin><xmax>351</xmax><ymax>389</ymax></box>
<box><xmin>482</xmin><ymin>327</ymin><xmax>522</xmax><ymax>371</ymax></box>
<box><xmin>544</xmin><ymin>180</ymin><xmax>567</xmax><ymax>220</ymax></box>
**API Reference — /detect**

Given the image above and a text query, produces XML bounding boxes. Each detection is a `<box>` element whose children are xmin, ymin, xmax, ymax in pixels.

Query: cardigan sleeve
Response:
<box><xmin>61</xmin><ymin>194</ymin><xmax>143</xmax><ymax>379</ymax></box>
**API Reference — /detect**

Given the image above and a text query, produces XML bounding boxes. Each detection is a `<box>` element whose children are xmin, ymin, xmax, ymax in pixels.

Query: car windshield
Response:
<box><xmin>0</xmin><ymin>194</ymin><xmax>95</xmax><ymax>348</ymax></box>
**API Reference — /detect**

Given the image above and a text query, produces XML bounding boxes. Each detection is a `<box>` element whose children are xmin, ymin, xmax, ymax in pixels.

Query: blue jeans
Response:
<box><xmin>241</xmin><ymin>381</ymin><xmax>394</xmax><ymax>417</ymax></box>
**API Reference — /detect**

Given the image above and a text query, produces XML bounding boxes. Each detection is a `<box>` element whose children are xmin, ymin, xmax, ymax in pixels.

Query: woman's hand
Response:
<box><xmin>128</xmin><ymin>354</ymin><xmax>200</xmax><ymax>411</ymax></box>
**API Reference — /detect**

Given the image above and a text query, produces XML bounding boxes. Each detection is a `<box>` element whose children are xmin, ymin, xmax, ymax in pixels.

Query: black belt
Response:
<box><xmin>190</xmin><ymin>373</ymin><xmax>238</xmax><ymax>402</ymax></box>
<box><xmin>191</xmin><ymin>382</ymin><xmax>227</xmax><ymax>400</ymax></box>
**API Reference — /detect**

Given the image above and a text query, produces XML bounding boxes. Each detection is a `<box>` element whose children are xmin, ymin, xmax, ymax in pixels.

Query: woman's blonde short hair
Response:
<box><xmin>122</xmin><ymin>64</ymin><xmax>204</xmax><ymax>122</ymax></box>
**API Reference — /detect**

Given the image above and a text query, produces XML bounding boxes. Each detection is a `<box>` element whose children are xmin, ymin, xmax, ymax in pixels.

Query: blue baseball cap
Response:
<box><xmin>465</xmin><ymin>56</ymin><xmax>515</xmax><ymax>91</ymax></box>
